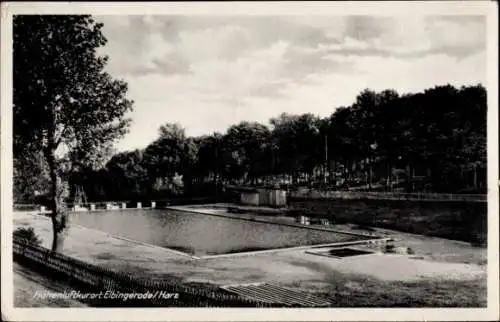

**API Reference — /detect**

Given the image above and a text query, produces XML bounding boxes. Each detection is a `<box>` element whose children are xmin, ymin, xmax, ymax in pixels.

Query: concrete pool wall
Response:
<box><xmin>25</xmin><ymin>204</ymin><xmax>389</xmax><ymax>259</ymax></box>
<box><xmin>167</xmin><ymin>204</ymin><xmax>387</xmax><ymax>239</ymax></box>
<box><xmin>166</xmin><ymin>205</ymin><xmax>390</xmax><ymax>258</ymax></box>
<box><xmin>18</xmin><ymin>210</ymin><xmax>390</xmax><ymax>261</ymax></box>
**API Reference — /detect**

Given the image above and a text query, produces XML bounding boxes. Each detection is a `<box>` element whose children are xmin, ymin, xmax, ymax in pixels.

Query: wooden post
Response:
<box><xmin>137</xmin><ymin>202</ymin><xmax>142</xmax><ymax>209</ymax></box>
<box><xmin>90</xmin><ymin>204</ymin><xmax>95</xmax><ymax>211</ymax></box>
<box><xmin>151</xmin><ymin>201</ymin><xmax>156</xmax><ymax>209</ymax></box>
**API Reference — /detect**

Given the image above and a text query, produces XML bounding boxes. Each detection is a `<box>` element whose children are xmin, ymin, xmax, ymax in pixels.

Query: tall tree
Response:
<box><xmin>194</xmin><ymin>133</ymin><xmax>223</xmax><ymax>182</ymax></box>
<box><xmin>142</xmin><ymin>123</ymin><xmax>198</xmax><ymax>195</ymax></box>
<box><xmin>328</xmin><ymin>106</ymin><xmax>359</xmax><ymax>182</ymax></box>
<box><xmin>271</xmin><ymin>113</ymin><xmax>322</xmax><ymax>183</ymax></box>
<box><xmin>13</xmin><ymin>148</ymin><xmax>50</xmax><ymax>203</ymax></box>
<box><xmin>104</xmin><ymin>149</ymin><xmax>147</xmax><ymax>200</ymax></box>
<box><xmin>223</xmin><ymin>122</ymin><xmax>272</xmax><ymax>184</ymax></box>
<box><xmin>13</xmin><ymin>15</ymin><xmax>133</xmax><ymax>252</ymax></box>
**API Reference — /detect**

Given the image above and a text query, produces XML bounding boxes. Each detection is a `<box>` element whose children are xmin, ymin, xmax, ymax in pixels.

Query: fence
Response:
<box><xmin>13</xmin><ymin>204</ymin><xmax>40</xmax><ymax>212</ymax></box>
<box><xmin>289</xmin><ymin>190</ymin><xmax>487</xmax><ymax>202</ymax></box>
<box><xmin>13</xmin><ymin>196</ymin><xmax>226</xmax><ymax>214</ymax></box>
<box><xmin>12</xmin><ymin>238</ymin><xmax>282</xmax><ymax>307</ymax></box>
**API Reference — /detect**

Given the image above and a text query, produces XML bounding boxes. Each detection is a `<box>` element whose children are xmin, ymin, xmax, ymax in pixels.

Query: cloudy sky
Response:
<box><xmin>94</xmin><ymin>15</ymin><xmax>487</xmax><ymax>152</ymax></box>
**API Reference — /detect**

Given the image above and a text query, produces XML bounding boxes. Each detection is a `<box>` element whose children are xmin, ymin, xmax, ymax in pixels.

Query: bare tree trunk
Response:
<box><xmin>368</xmin><ymin>159</ymin><xmax>373</xmax><ymax>190</ymax></box>
<box><xmin>344</xmin><ymin>160</ymin><xmax>348</xmax><ymax>182</ymax></box>
<box><xmin>387</xmin><ymin>162</ymin><xmax>391</xmax><ymax>191</ymax></box>
<box><xmin>348</xmin><ymin>160</ymin><xmax>352</xmax><ymax>181</ymax></box>
<box><xmin>332</xmin><ymin>160</ymin><xmax>336</xmax><ymax>184</ymax></box>
<box><xmin>473</xmin><ymin>165</ymin><xmax>478</xmax><ymax>189</ymax></box>
<box><xmin>45</xmin><ymin>145</ymin><xmax>68</xmax><ymax>253</ymax></box>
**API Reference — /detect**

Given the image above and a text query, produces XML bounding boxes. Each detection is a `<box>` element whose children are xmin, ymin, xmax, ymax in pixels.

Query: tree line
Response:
<box><xmin>101</xmin><ymin>84</ymin><xmax>487</xmax><ymax>200</ymax></box>
<box><xmin>15</xmin><ymin>84</ymin><xmax>487</xmax><ymax>204</ymax></box>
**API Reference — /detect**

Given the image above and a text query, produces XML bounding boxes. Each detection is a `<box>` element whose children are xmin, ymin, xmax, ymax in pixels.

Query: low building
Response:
<box><xmin>240</xmin><ymin>188</ymin><xmax>260</xmax><ymax>206</ymax></box>
<box><xmin>235</xmin><ymin>186</ymin><xmax>287</xmax><ymax>207</ymax></box>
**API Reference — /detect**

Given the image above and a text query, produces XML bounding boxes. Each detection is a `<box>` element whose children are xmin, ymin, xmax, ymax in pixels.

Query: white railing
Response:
<box><xmin>13</xmin><ymin>200</ymin><xmax>157</xmax><ymax>213</ymax></box>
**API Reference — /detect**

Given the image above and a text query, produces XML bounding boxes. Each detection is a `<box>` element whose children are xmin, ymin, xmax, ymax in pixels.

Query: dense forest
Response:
<box><xmin>14</xmin><ymin>83</ymin><xmax>487</xmax><ymax>203</ymax></box>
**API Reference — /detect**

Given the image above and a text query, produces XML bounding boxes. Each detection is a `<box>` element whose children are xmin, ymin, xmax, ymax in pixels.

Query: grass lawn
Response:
<box><xmin>312</xmin><ymin>274</ymin><xmax>485</xmax><ymax>307</ymax></box>
<box><xmin>290</xmin><ymin>199</ymin><xmax>487</xmax><ymax>245</ymax></box>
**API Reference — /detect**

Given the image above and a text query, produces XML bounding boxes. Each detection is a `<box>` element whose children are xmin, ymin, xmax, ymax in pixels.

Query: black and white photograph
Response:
<box><xmin>1</xmin><ymin>1</ymin><xmax>498</xmax><ymax>321</ymax></box>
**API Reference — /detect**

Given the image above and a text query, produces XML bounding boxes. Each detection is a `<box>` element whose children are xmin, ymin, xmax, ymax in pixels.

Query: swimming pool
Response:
<box><xmin>69</xmin><ymin>209</ymin><xmax>367</xmax><ymax>256</ymax></box>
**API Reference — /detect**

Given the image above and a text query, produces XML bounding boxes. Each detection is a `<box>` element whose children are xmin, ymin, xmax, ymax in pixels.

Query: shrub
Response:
<box><xmin>13</xmin><ymin>227</ymin><xmax>42</xmax><ymax>246</ymax></box>
<box><xmin>384</xmin><ymin>244</ymin><xmax>395</xmax><ymax>253</ymax></box>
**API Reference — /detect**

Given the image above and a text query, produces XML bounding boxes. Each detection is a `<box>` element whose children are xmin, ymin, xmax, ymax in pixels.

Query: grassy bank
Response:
<box><xmin>322</xmin><ymin>275</ymin><xmax>486</xmax><ymax>307</ymax></box>
<box><xmin>289</xmin><ymin>199</ymin><xmax>487</xmax><ymax>245</ymax></box>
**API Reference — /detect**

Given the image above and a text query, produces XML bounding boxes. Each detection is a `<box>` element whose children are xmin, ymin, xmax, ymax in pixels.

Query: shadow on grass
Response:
<box><xmin>94</xmin><ymin>252</ymin><xmax>117</xmax><ymax>260</ymax></box>
<box><xmin>280</xmin><ymin>260</ymin><xmax>486</xmax><ymax>307</ymax></box>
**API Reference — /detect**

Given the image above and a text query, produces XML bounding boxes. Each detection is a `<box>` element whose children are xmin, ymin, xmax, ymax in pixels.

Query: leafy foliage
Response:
<box><xmin>13</xmin><ymin>227</ymin><xmax>42</xmax><ymax>246</ymax></box>
<box><xmin>42</xmin><ymin>84</ymin><xmax>488</xmax><ymax>200</ymax></box>
<box><xmin>14</xmin><ymin>15</ymin><xmax>133</xmax><ymax>170</ymax></box>
<box><xmin>13</xmin><ymin>15</ymin><xmax>133</xmax><ymax>251</ymax></box>
<box><xmin>16</xmin><ymin>82</ymin><xmax>486</xmax><ymax>204</ymax></box>
<box><xmin>270</xmin><ymin>113</ymin><xmax>324</xmax><ymax>179</ymax></box>
<box><xmin>141</xmin><ymin>123</ymin><xmax>198</xmax><ymax>196</ymax></box>
<box><xmin>222</xmin><ymin>122</ymin><xmax>272</xmax><ymax>183</ymax></box>
<box><xmin>104</xmin><ymin>150</ymin><xmax>148</xmax><ymax>200</ymax></box>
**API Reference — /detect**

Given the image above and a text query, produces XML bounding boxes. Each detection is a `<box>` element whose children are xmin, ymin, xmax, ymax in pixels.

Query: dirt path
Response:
<box><xmin>13</xmin><ymin>263</ymin><xmax>87</xmax><ymax>307</ymax></box>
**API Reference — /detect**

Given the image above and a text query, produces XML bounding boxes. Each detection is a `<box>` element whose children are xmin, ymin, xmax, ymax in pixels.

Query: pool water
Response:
<box><xmin>69</xmin><ymin>209</ymin><xmax>364</xmax><ymax>256</ymax></box>
<box><xmin>328</xmin><ymin>248</ymin><xmax>374</xmax><ymax>257</ymax></box>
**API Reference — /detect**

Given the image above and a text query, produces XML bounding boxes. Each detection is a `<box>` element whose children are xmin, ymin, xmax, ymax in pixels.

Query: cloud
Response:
<box><xmin>341</xmin><ymin>15</ymin><xmax>486</xmax><ymax>59</ymax></box>
<box><xmin>92</xmin><ymin>15</ymin><xmax>487</xmax><ymax>151</ymax></box>
<box><xmin>425</xmin><ymin>16</ymin><xmax>486</xmax><ymax>59</ymax></box>
<box><xmin>344</xmin><ymin>16</ymin><xmax>392</xmax><ymax>41</ymax></box>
